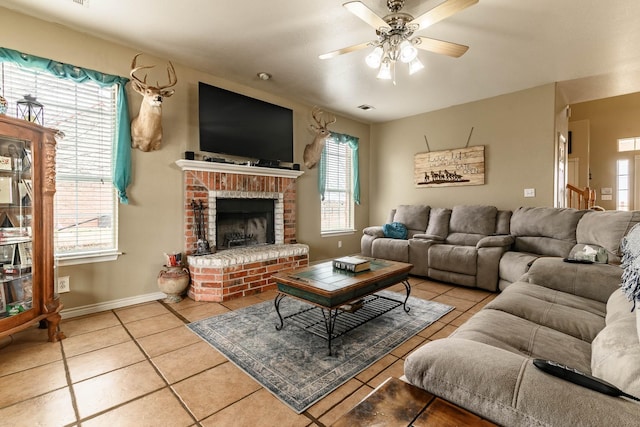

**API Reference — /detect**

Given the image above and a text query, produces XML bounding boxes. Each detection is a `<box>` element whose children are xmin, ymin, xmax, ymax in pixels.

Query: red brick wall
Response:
<box><xmin>188</xmin><ymin>254</ymin><xmax>308</xmax><ymax>302</ymax></box>
<box><xmin>183</xmin><ymin>170</ymin><xmax>297</xmax><ymax>255</ymax></box>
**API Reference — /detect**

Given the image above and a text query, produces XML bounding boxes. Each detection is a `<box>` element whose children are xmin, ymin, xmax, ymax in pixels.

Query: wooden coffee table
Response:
<box><xmin>271</xmin><ymin>258</ymin><xmax>413</xmax><ymax>355</ymax></box>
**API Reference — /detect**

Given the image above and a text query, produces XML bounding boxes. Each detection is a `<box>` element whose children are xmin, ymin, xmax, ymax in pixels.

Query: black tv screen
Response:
<box><xmin>198</xmin><ymin>82</ymin><xmax>293</xmax><ymax>163</ymax></box>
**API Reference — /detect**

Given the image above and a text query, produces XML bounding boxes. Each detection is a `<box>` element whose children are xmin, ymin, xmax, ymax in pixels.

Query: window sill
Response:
<box><xmin>321</xmin><ymin>230</ymin><xmax>357</xmax><ymax>237</ymax></box>
<box><xmin>56</xmin><ymin>251</ymin><xmax>122</xmax><ymax>267</ymax></box>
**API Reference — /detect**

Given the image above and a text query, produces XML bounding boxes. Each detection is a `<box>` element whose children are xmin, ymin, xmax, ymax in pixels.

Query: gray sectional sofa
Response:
<box><xmin>404</xmin><ymin>249</ymin><xmax>640</xmax><ymax>426</ymax></box>
<box><xmin>364</xmin><ymin>204</ymin><xmax>640</xmax><ymax>425</ymax></box>
<box><xmin>362</xmin><ymin>204</ymin><xmax>640</xmax><ymax>292</ymax></box>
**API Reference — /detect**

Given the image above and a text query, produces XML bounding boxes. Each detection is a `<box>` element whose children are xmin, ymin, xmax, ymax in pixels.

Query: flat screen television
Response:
<box><xmin>198</xmin><ymin>82</ymin><xmax>294</xmax><ymax>163</ymax></box>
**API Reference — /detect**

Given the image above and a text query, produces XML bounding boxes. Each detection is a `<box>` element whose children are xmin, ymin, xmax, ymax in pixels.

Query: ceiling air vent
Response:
<box><xmin>72</xmin><ymin>0</ymin><xmax>90</xmax><ymax>7</ymax></box>
<box><xmin>357</xmin><ymin>104</ymin><xmax>375</xmax><ymax>111</ymax></box>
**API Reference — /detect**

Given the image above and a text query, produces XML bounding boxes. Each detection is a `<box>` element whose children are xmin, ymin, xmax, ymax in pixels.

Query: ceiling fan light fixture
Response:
<box><xmin>399</xmin><ymin>40</ymin><xmax>418</xmax><ymax>63</ymax></box>
<box><xmin>365</xmin><ymin>46</ymin><xmax>384</xmax><ymax>68</ymax></box>
<box><xmin>408</xmin><ymin>57</ymin><xmax>425</xmax><ymax>75</ymax></box>
<box><xmin>376</xmin><ymin>59</ymin><xmax>392</xmax><ymax>80</ymax></box>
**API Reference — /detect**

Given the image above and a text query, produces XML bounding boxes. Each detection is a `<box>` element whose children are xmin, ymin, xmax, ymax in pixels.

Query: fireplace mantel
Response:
<box><xmin>176</xmin><ymin>159</ymin><xmax>304</xmax><ymax>179</ymax></box>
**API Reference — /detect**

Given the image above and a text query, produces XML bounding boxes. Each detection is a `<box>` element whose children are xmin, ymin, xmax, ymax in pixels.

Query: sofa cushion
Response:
<box><xmin>371</xmin><ymin>238</ymin><xmax>409</xmax><ymax>262</ymax></box>
<box><xmin>449</xmin><ymin>205</ymin><xmax>497</xmax><ymax>235</ymax></box>
<box><xmin>428</xmin><ymin>244</ymin><xmax>477</xmax><ymax>275</ymax></box>
<box><xmin>425</xmin><ymin>207</ymin><xmax>450</xmax><ymax>240</ymax></box>
<box><xmin>523</xmin><ymin>257</ymin><xmax>622</xmax><ymax>304</ymax></box>
<box><xmin>591</xmin><ymin>290</ymin><xmax>640</xmax><ymax>397</ymax></box>
<box><xmin>451</xmin><ymin>309</ymin><xmax>592</xmax><ymax>372</ymax></box>
<box><xmin>577</xmin><ymin>210</ymin><xmax>640</xmax><ymax>259</ymax></box>
<box><xmin>499</xmin><ymin>251</ymin><xmax>539</xmax><ymax>284</ymax></box>
<box><xmin>511</xmin><ymin>207</ymin><xmax>587</xmax><ymax>257</ymax></box>
<box><xmin>405</xmin><ymin>338</ymin><xmax>639</xmax><ymax>427</ymax></box>
<box><xmin>486</xmin><ymin>282</ymin><xmax>606</xmax><ymax>342</ymax></box>
<box><xmin>495</xmin><ymin>210</ymin><xmax>512</xmax><ymax>235</ymax></box>
<box><xmin>393</xmin><ymin>205</ymin><xmax>430</xmax><ymax>231</ymax></box>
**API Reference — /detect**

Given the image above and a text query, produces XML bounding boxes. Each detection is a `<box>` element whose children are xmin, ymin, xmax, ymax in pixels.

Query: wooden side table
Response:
<box><xmin>332</xmin><ymin>377</ymin><xmax>496</xmax><ymax>427</ymax></box>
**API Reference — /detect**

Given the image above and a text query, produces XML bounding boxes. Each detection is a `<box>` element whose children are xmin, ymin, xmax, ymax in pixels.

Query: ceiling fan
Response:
<box><xmin>320</xmin><ymin>0</ymin><xmax>478</xmax><ymax>81</ymax></box>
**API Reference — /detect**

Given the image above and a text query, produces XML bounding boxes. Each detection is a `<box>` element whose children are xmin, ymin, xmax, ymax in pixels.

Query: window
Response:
<box><xmin>618</xmin><ymin>137</ymin><xmax>640</xmax><ymax>152</ymax></box>
<box><xmin>617</xmin><ymin>159</ymin><xmax>629</xmax><ymax>211</ymax></box>
<box><xmin>1</xmin><ymin>62</ymin><xmax>118</xmax><ymax>261</ymax></box>
<box><xmin>321</xmin><ymin>138</ymin><xmax>355</xmax><ymax>234</ymax></box>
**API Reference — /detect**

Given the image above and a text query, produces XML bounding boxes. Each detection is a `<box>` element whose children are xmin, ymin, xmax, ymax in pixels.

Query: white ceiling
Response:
<box><xmin>2</xmin><ymin>0</ymin><xmax>640</xmax><ymax>123</ymax></box>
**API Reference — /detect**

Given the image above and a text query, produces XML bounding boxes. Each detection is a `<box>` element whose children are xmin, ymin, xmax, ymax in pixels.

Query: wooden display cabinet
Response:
<box><xmin>0</xmin><ymin>115</ymin><xmax>64</xmax><ymax>342</ymax></box>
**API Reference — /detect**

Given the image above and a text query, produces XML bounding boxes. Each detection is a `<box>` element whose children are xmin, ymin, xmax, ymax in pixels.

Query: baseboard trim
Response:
<box><xmin>60</xmin><ymin>292</ymin><xmax>166</xmax><ymax>319</ymax></box>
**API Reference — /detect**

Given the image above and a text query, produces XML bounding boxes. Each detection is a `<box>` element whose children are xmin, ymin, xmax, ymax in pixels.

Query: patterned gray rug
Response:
<box><xmin>187</xmin><ymin>290</ymin><xmax>453</xmax><ymax>413</ymax></box>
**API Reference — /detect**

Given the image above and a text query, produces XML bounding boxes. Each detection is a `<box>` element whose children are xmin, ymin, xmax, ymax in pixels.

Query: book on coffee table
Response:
<box><xmin>333</xmin><ymin>256</ymin><xmax>371</xmax><ymax>273</ymax></box>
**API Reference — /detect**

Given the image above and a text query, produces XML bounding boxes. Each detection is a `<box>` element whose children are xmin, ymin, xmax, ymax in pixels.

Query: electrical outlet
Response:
<box><xmin>57</xmin><ymin>276</ymin><xmax>70</xmax><ymax>293</ymax></box>
<box><xmin>338</xmin><ymin>240</ymin><xmax>342</xmax><ymax>248</ymax></box>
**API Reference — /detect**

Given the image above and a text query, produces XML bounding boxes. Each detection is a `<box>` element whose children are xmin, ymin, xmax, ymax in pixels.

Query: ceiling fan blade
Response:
<box><xmin>344</xmin><ymin>1</ymin><xmax>388</xmax><ymax>30</ymax></box>
<box><xmin>414</xmin><ymin>37</ymin><xmax>469</xmax><ymax>58</ymax></box>
<box><xmin>319</xmin><ymin>41</ymin><xmax>372</xmax><ymax>60</ymax></box>
<box><xmin>411</xmin><ymin>0</ymin><xmax>479</xmax><ymax>31</ymax></box>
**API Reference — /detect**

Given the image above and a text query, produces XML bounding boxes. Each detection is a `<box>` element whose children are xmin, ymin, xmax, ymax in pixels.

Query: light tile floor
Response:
<box><xmin>0</xmin><ymin>277</ymin><xmax>496</xmax><ymax>427</ymax></box>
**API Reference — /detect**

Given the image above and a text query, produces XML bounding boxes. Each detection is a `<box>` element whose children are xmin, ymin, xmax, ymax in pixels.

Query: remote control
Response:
<box><xmin>533</xmin><ymin>359</ymin><xmax>640</xmax><ymax>401</ymax></box>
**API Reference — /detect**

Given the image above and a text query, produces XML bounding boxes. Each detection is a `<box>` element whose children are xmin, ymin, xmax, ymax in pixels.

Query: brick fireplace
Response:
<box><xmin>176</xmin><ymin>160</ymin><xmax>309</xmax><ymax>301</ymax></box>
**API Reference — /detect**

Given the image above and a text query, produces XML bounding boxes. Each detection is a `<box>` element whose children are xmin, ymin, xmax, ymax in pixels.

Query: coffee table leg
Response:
<box><xmin>274</xmin><ymin>293</ymin><xmax>287</xmax><ymax>330</ymax></box>
<box><xmin>321</xmin><ymin>309</ymin><xmax>339</xmax><ymax>356</ymax></box>
<box><xmin>401</xmin><ymin>280</ymin><xmax>411</xmax><ymax>313</ymax></box>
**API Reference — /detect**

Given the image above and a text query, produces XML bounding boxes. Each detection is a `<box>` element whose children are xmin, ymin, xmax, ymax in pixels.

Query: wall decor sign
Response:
<box><xmin>414</xmin><ymin>145</ymin><xmax>485</xmax><ymax>188</ymax></box>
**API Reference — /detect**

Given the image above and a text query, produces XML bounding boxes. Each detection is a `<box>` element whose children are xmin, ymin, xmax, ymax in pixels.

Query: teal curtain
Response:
<box><xmin>0</xmin><ymin>47</ymin><xmax>132</xmax><ymax>204</ymax></box>
<box><xmin>318</xmin><ymin>132</ymin><xmax>360</xmax><ymax>205</ymax></box>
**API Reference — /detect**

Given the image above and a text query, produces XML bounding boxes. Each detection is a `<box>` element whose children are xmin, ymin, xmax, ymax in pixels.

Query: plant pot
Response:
<box><xmin>157</xmin><ymin>266</ymin><xmax>190</xmax><ymax>303</ymax></box>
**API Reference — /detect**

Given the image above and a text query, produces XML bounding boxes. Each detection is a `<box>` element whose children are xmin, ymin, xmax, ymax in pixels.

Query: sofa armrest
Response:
<box><xmin>412</xmin><ymin>233</ymin><xmax>444</xmax><ymax>241</ymax></box>
<box><xmin>476</xmin><ymin>235</ymin><xmax>514</xmax><ymax>249</ymax></box>
<box><xmin>404</xmin><ymin>338</ymin><xmax>639</xmax><ymax>427</ymax></box>
<box><xmin>363</xmin><ymin>226</ymin><xmax>384</xmax><ymax>238</ymax></box>
<box><xmin>522</xmin><ymin>257</ymin><xmax>622</xmax><ymax>303</ymax></box>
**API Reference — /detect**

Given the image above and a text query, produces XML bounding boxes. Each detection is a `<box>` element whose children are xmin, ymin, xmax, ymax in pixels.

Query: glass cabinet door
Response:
<box><xmin>0</xmin><ymin>135</ymin><xmax>34</xmax><ymax>318</ymax></box>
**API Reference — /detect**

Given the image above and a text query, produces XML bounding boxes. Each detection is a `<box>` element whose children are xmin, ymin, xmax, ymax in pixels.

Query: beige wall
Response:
<box><xmin>570</xmin><ymin>92</ymin><xmax>640</xmax><ymax>211</ymax></box>
<box><xmin>0</xmin><ymin>8</ymin><xmax>370</xmax><ymax>310</ymax></box>
<box><xmin>368</xmin><ymin>84</ymin><xmax>558</xmax><ymax>224</ymax></box>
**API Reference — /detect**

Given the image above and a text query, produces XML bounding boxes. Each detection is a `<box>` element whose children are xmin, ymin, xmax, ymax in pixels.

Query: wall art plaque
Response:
<box><xmin>414</xmin><ymin>145</ymin><xmax>485</xmax><ymax>188</ymax></box>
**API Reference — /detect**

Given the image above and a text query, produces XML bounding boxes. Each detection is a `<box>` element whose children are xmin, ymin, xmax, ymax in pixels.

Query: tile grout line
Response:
<box><xmin>58</xmin><ymin>335</ymin><xmax>82</xmax><ymax>426</ymax></box>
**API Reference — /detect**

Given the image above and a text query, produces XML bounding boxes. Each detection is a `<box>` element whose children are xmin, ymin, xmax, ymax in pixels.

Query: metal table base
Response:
<box><xmin>275</xmin><ymin>279</ymin><xmax>411</xmax><ymax>355</ymax></box>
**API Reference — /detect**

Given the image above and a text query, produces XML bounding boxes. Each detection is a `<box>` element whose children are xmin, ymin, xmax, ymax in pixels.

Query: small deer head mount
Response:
<box><xmin>303</xmin><ymin>107</ymin><xmax>336</xmax><ymax>169</ymax></box>
<box><xmin>129</xmin><ymin>54</ymin><xmax>177</xmax><ymax>152</ymax></box>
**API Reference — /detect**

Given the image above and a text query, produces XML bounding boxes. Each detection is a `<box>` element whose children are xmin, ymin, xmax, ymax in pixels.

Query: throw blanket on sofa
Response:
<box><xmin>621</xmin><ymin>223</ymin><xmax>640</xmax><ymax>308</ymax></box>
<box><xmin>382</xmin><ymin>222</ymin><xmax>408</xmax><ymax>239</ymax></box>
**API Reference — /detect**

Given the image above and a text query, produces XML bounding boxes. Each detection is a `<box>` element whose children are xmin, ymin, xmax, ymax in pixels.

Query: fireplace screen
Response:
<box><xmin>215</xmin><ymin>198</ymin><xmax>275</xmax><ymax>250</ymax></box>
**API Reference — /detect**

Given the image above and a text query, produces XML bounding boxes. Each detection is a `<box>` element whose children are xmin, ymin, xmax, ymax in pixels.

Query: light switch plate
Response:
<box><xmin>524</xmin><ymin>188</ymin><xmax>536</xmax><ymax>198</ymax></box>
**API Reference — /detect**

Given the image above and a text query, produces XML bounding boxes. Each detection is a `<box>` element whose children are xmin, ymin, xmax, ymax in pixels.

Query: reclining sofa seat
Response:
<box><xmin>362</xmin><ymin>204</ymin><xmax>513</xmax><ymax>292</ymax></box>
<box><xmin>498</xmin><ymin>207</ymin><xmax>640</xmax><ymax>290</ymax></box>
<box><xmin>422</xmin><ymin>205</ymin><xmax>513</xmax><ymax>291</ymax></box>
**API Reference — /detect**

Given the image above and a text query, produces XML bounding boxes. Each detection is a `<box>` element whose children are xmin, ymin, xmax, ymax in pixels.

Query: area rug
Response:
<box><xmin>187</xmin><ymin>290</ymin><xmax>453</xmax><ymax>413</ymax></box>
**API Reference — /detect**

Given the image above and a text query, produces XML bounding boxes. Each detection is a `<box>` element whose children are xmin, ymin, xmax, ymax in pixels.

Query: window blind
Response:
<box><xmin>321</xmin><ymin>138</ymin><xmax>354</xmax><ymax>233</ymax></box>
<box><xmin>1</xmin><ymin>62</ymin><xmax>118</xmax><ymax>256</ymax></box>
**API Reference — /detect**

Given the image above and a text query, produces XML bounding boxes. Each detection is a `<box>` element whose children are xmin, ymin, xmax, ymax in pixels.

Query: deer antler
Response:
<box><xmin>311</xmin><ymin>106</ymin><xmax>336</xmax><ymax>129</ymax></box>
<box><xmin>157</xmin><ymin>62</ymin><xmax>177</xmax><ymax>90</ymax></box>
<box><xmin>130</xmin><ymin>54</ymin><xmax>154</xmax><ymax>86</ymax></box>
<box><xmin>130</xmin><ymin>54</ymin><xmax>177</xmax><ymax>89</ymax></box>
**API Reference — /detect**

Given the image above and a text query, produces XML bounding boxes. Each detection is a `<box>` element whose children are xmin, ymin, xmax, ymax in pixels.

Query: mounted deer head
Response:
<box><xmin>303</xmin><ymin>107</ymin><xmax>336</xmax><ymax>169</ymax></box>
<box><xmin>129</xmin><ymin>54</ymin><xmax>177</xmax><ymax>152</ymax></box>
